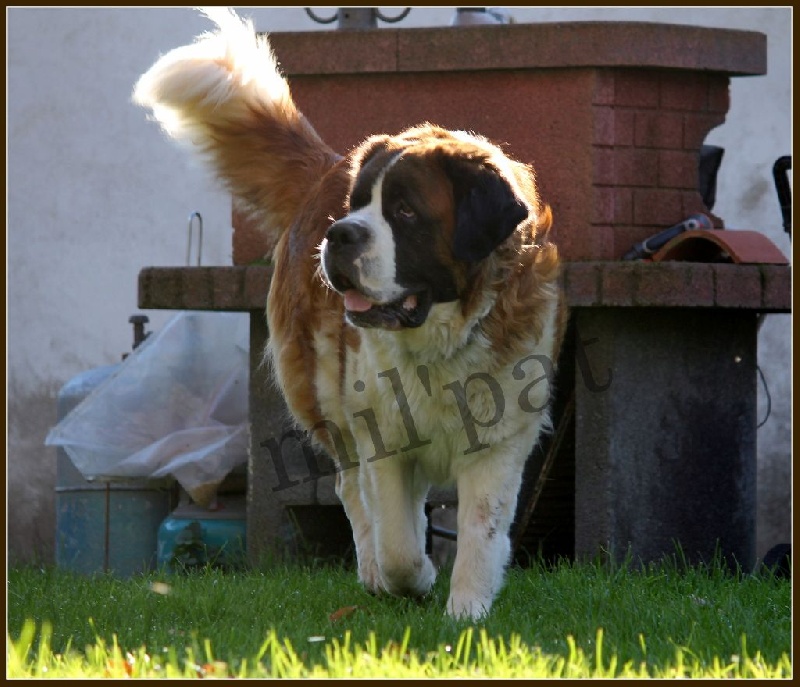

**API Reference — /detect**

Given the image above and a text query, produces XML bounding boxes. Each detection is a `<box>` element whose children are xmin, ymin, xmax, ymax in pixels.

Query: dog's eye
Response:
<box><xmin>393</xmin><ymin>200</ymin><xmax>416</xmax><ymax>223</ymax></box>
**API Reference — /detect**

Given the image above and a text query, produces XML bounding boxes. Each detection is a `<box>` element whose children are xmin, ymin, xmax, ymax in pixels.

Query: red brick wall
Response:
<box><xmin>232</xmin><ymin>67</ymin><xmax>730</xmax><ymax>264</ymax></box>
<box><xmin>590</xmin><ymin>69</ymin><xmax>729</xmax><ymax>261</ymax></box>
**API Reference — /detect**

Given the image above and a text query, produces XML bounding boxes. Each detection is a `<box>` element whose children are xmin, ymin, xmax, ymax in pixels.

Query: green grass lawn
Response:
<box><xmin>7</xmin><ymin>557</ymin><xmax>792</xmax><ymax>678</ymax></box>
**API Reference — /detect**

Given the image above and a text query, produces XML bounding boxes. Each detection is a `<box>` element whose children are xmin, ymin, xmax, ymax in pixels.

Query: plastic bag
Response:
<box><xmin>46</xmin><ymin>311</ymin><xmax>250</xmax><ymax>506</ymax></box>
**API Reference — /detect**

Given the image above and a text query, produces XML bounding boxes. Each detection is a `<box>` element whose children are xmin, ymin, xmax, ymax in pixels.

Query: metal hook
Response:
<box><xmin>304</xmin><ymin>7</ymin><xmax>338</xmax><ymax>24</ymax></box>
<box><xmin>374</xmin><ymin>8</ymin><xmax>411</xmax><ymax>23</ymax></box>
<box><xmin>187</xmin><ymin>212</ymin><xmax>203</xmax><ymax>266</ymax></box>
<box><xmin>305</xmin><ymin>7</ymin><xmax>411</xmax><ymax>30</ymax></box>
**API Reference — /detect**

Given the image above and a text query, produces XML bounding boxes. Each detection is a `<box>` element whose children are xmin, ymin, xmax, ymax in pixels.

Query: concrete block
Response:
<box><xmin>573</xmin><ymin>307</ymin><xmax>757</xmax><ymax>570</ymax></box>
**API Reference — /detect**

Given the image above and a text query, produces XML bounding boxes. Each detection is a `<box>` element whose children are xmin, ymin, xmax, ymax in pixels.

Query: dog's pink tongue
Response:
<box><xmin>343</xmin><ymin>289</ymin><xmax>373</xmax><ymax>312</ymax></box>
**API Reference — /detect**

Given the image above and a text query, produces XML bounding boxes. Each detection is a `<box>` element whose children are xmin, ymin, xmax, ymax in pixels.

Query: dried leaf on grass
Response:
<box><xmin>329</xmin><ymin>605</ymin><xmax>361</xmax><ymax>623</ymax></box>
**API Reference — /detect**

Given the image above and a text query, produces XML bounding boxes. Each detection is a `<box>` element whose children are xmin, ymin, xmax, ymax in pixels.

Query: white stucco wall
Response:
<box><xmin>7</xmin><ymin>7</ymin><xmax>791</xmax><ymax>565</ymax></box>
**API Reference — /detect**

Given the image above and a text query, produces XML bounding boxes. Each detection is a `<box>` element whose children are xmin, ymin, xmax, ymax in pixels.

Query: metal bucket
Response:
<box><xmin>56</xmin><ymin>478</ymin><xmax>175</xmax><ymax>576</ymax></box>
<box><xmin>54</xmin><ymin>357</ymin><xmax>176</xmax><ymax>577</ymax></box>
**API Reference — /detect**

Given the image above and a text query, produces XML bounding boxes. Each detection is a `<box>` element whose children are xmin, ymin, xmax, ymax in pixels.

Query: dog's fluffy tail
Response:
<box><xmin>133</xmin><ymin>7</ymin><xmax>339</xmax><ymax>237</ymax></box>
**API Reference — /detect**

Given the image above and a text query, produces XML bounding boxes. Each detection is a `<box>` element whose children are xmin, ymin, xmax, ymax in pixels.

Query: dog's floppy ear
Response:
<box><xmin>445</xmin><ymin>158</ymin><xmax>529</xmax><ymax>263</ymax></box>
<box><xmin>351</xmin><ymin>134</ymin><xmax>393</xmax><ymax>173</ymax></box>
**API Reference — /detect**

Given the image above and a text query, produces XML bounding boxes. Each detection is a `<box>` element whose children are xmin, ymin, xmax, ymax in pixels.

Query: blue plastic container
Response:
<box><xmin>157</xmin><ymin>496</ymin><xmax>246</xmax><ymax>570</ymax></box>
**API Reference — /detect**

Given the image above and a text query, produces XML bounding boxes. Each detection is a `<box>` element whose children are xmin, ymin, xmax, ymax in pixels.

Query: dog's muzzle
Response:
<box><xmin>321</xmin><ymin>218</ymin><xmax>373</xmax><ymax>295</ymax></box>
<box><xmin>321</xmin><ymin>219</ymin><xmax>432</xmax><ymax>329</ymax></box>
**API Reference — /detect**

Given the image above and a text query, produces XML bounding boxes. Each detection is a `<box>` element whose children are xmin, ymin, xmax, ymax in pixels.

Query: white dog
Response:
<box><xmin>134</xmin><ymin>8</ymin><xmax>564</xmax><ymax>619</ymax></box>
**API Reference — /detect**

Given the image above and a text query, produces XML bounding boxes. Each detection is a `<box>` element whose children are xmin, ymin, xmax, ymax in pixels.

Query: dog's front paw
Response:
<box><xmin>446</xmin><ymin>592</ymin><xmax>492</xmax><ymax>621</ymax></box>
<box><xmin>380</xmin><ymin>554</ymin><xmax>437</xmax><ymax>598</ymax></box>
<box><xmin>358</xmin><ymin>557</ymin><xmax>385</xmax><ymax>595</ymax></box>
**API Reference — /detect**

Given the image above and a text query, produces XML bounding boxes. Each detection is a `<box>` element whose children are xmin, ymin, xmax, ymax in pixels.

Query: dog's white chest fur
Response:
<box><xmin>336</xmin><ymin>302</ymin><xmax>556</xmax><ymax>485</ymax></box>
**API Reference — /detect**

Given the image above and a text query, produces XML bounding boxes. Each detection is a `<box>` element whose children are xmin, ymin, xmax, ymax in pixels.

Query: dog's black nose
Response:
<box><xmin>326</xmin><ymin>220</ymin><xmax>370</xmax><ymax>247</ymax></box>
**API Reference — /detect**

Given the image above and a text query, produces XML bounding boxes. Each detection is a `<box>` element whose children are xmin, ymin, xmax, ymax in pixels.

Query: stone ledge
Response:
<box><xmin>138</xmin><ymin>266</ymin><xmax>274</xmax><ymax>311</ymax></box>
<box><xmin>564</xmin><ymin>262</ymin><xmax>791</xmax><ymax>311</ymax></box>
<box><xmin>138</xmin><ymin>262</ymin><xmax>791</xmax><ymax>313</ymax></box>
<box><xmin>267</xmin><ymin>22</ymin><xmax>766</xmax><ymax>76</ymax></box>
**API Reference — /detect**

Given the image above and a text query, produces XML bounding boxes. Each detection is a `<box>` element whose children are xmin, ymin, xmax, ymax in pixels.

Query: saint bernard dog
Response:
<box><xmin>134</xmin><ymin>8</ymin><xmax>565</xmax><ymax>619</ymax></box>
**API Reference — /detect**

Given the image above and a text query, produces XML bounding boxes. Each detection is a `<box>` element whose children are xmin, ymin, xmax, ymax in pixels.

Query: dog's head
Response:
<box><xmin>320</xmin><ymin>125</ymin><xmax>548</xmax><ymax>330</ymax></box>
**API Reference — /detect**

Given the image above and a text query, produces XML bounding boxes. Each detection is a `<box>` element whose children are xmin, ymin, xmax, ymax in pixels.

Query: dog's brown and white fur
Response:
<box><xmin>135</xmin><ymin>8</ymin><xmax>565</xmax><ymax>619</ymax></box>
